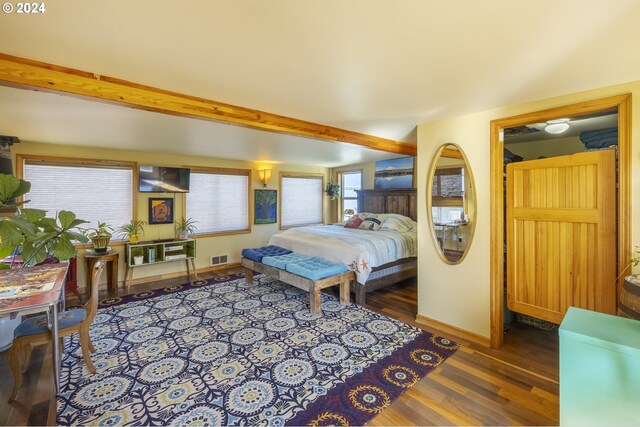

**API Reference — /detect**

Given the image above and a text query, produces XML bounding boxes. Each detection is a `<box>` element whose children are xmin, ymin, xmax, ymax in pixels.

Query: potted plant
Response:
<box><xmin>82</xmin><ymin>221</ymin><xmax>113</xmax><ymax>253</ymax></box>
<box><xmin>116</xmin><ymin>220</ymin><xmax>146</xmax><ymax>243</ymax></box>
<box><xmin>0</xmin><ymin>174</ymin><xmax>89</xmax><ymax>267</ymax></box>
<box><xmin>174</xmin><ymin>217</ymin><xmax>197</xmax><ymax>240</ymax></box>
<box><xmin>0</xmin><ymin>173</ymin><xmax>30</xmax><ymax>217</ymax></box>
<box><xmin>324</xmin><ymin>183</ymin><xmax>340</xmax><ymax>200</ymax></box>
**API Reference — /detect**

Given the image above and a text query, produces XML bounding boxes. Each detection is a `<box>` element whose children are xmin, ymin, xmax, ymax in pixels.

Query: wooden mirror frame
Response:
<box><xmin>427</xmin><ymin>143</ymin><xmax>477</xmax><ymax>265</ymax></box>
<box><xmin>489</xmin><ymin>94</ymin><xmax>631</xmax><ymax>349</ymax></box>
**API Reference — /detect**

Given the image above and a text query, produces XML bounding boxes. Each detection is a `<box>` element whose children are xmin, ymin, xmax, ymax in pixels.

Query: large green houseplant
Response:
<box><xmin>0</xmin><ymin>174</ymin><xmax>89</xmax><ymax>268</ymax></box>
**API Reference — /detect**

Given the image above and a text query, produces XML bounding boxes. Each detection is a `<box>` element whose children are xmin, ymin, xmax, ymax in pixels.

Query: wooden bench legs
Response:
<box><xmin>310</xmin><ymin>287</ymin><xmax>322</xmax><ymax>317</ymax></box>
<box><xmin>310</xmin><ymin>275</ymin><xmax>350</xmax><ymax>316</ymax></box>
<box><xmin>242</xmin><ymin>258</ymin><xmax>353</xmax><ymax>317</ymax></box>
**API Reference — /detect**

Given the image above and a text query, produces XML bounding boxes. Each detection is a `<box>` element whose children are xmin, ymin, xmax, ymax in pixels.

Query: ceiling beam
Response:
<box><xmin>0</xmin><ymin>53</ymin><xmax>416</xmax><ymax>156</ymax></box>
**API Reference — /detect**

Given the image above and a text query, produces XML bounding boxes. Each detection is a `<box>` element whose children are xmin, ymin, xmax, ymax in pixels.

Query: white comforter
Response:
<box><xmin>268</xmin><ymin>225</ymin><xmax>417</xmax><ymax>284</ymax></box>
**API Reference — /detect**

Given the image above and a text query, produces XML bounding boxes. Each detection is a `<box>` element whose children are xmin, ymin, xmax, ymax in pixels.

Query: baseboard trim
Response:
<box><xmin>415</xmin><ymin>314</ymin><xmax>490</xmax><ymax>347</ymax></box>
<box><xmin>118</xmin><ymin>262</ymin><xmax>242</xmax><ymax>288</ymax></box>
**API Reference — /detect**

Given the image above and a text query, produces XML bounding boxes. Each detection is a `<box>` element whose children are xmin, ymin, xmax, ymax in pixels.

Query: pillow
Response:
<box><xmin>359</xmin><ymin>216</ymin><xmax>383</xmax><ymax>231</ymax></box>
<box><xmin>344</xmin><ymin>217</ymin><xmax>363</xmax><ymax>228</ymax></box>
<box><xmin>379</xmin><ymin>214</ymin><xmax>416</xmax><ymax>233</ymax></box>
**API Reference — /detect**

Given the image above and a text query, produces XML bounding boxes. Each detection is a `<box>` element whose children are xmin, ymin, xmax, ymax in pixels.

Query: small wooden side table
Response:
<box><xmin>84</xmin><ymin>251</ymin><xmax>119</xmax><ymax>297</ymax></box>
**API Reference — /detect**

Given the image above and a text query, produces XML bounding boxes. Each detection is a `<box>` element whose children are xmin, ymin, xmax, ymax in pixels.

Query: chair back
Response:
<box><xmin>84</xmin><ymin>260</ymin><xmax>106</xmax><ymax>323</ymax></box>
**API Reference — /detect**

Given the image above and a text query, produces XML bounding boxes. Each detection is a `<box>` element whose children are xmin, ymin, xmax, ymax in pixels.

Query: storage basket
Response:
<box><xmin>515</xmin><ymin>313</ymin><xmax>556</xmax><ymax>331</ymax></box>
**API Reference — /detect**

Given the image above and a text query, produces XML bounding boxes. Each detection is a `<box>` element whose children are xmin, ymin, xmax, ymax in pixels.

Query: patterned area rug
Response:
<box><xmin>56</xmin><ymin>274</ymin><xmax>458</xmax><ymax>426</ymax></box>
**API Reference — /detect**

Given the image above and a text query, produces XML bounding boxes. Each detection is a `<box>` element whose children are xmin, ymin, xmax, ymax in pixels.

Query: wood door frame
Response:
<box><xmin>489</xmin><ymin>94</ymin><xmax>631</xmax><ymax>349</ymax></box>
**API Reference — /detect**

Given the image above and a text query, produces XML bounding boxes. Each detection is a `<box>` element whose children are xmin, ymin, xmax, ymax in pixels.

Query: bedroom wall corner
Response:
<box><xmin>417</xmin><ymin>113</ymin><xmax>492</xmax><ymax>339</ymax></box>
<box><xmin>11</xmin><ymin>141</ymin><xmax>331</xmax><ymax>292</ymax></box>
<box><xmin>416</xmin><ymin>79</ymin><xmax>640</xmax><ymax>342</ymax></box>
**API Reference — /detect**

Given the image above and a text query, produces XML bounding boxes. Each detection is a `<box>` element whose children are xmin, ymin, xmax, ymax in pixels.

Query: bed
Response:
<box><xmin>268</xmin><ymin>188</ymin><xmax>417</xmax><ymax>305</ymax></box>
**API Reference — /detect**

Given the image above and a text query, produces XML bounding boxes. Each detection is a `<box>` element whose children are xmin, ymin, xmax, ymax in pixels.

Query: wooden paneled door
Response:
<box><xmin>506</xmin><ymin>149</ymin><xmax>616</xmax><ymax>324</ymax></box>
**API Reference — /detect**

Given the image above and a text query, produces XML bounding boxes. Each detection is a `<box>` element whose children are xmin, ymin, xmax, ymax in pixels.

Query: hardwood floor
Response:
<box><xmin>363</xmin><ymin>280</ymin><xmax>559</xmax><ymax>426</ymax></box>
<box><xmin>0</xmin><ymin>269</ymin><xmax>559</xmax><ymax>426</ymax></box>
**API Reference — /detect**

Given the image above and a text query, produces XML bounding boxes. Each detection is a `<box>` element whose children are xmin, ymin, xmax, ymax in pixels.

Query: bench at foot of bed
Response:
<box><xmin>241</xmin><ymin>257</ymin><xmax>353</xmax><ymax>317</ymax></box>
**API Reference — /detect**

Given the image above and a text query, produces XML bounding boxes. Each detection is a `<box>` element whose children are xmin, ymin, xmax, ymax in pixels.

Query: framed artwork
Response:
<box><xmin>374</xmin><ymin>156</ymin><xmax>415</xmax><ymax>189</ymax></box>
<box><xmin>148</xmin><ymin>197</ymin><xmax>174</xmax><ymax>224</ymax></box>
<box><xmin>254</xmin><ymin>189</ymin><xmax>277</xmax><ymax>224</ymax></box>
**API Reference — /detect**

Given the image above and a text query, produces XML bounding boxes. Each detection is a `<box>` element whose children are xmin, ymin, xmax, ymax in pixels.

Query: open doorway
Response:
<box><xmin>489</xmin><ymin>94</ymin><xmax>631</xmax><ymax>349</ymax></box>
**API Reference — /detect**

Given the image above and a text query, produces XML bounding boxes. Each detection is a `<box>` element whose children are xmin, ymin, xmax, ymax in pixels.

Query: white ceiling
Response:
<box><xmin>1</xmin><ymin>0</ymin><xmax>639</xmax><ymax>165</ymax></box>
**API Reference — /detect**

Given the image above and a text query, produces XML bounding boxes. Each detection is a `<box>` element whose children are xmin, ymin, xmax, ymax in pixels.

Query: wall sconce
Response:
<box><xmin>258</xmin><ymin>169</ymin><xmax>272</xmax><ymax>187</ymax></box>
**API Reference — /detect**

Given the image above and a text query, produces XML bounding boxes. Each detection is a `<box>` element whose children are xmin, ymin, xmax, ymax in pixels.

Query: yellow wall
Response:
<box><xmin>329</xmin><ymin>156</ymin><xmax>417</xmax><ymax>222</ymax></box>
<box><xmin>332</xmin><ymin>161</ymin><xmax>377</xmax><ymax>189</ymax></box>
<box><xmin>12</xmin><ymin>141</ymin><xmax>329</xmax><ymax>291</ymax></box>
<box><xmin>328</xmin><ymin>161</ymin><xmax>377</xmax><ymax>223</ymax></box>
<box><xmin>417</xmin><ymin>80</ymin><xmax>640</xmax><ymax>339</ymax></box>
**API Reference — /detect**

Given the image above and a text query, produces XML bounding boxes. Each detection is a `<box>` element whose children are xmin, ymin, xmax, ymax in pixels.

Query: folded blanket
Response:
<box><xmin>580</xmin><ymin>127</ymin><xmax>618</xmax><ymax>149</ymax></box>
<box><xmin>241</xmin><ymin>245</ymin><xmax>292</xmax><ymax>263</ymax></box>
<box><xmin>504</xmin><ymin>148</ymin><xmax>523</xmax><ymax>164</ymax></box>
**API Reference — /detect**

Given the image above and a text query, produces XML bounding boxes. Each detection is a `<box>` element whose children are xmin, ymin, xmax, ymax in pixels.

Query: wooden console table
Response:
<box><xmin>125</xmin><ymin>239</ymin><xmax>198</xmax><ymax>291</ymax></box>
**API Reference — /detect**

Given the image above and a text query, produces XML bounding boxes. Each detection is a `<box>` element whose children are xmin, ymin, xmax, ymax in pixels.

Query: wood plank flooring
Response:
<box><xmin>0</xmin><ymin>268</ymin><xmax>559</xmax><ymax>426</ymax></box>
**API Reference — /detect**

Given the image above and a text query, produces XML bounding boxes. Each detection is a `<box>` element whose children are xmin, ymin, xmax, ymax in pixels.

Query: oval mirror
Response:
<box><xmin>427</xmin><ymin>143</ymin><xmax>477</xmax><ymax>264</ymax></box>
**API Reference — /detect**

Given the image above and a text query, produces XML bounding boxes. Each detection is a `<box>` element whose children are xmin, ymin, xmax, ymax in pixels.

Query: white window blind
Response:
<box><xmin>186</xmin><ymin>172</ymin><xmax>249</xmax><ymax>234</ymax></box>
<box><xmin>23</xmin><ymin>163</ymin><xmax>133</xmax><ymax>236</ymax></box>
<box><xmin>281</xmin><ymin>176</ymin><xmax>323</xmax><ymax>227</ymax></box>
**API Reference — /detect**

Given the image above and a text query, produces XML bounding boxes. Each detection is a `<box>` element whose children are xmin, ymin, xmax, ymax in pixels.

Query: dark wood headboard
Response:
<box><xmin>356</xmin><ymin>188</ymin><xmax>417</xmax><ymax>221</ymax></box>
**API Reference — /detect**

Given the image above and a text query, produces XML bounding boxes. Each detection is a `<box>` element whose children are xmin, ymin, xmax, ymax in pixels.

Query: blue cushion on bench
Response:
<box><xmin>285</xmin><ymin>257</ymin><xmax>348</xmax><ymax>281</ymax></box>
<box><xmin>241</xmin><ymin>245</ymin><xmax>292</xmax><ymax>263</ymax></box>
<box><xmin>263</xmin><ymin>253</ymin><xmax>313</xmax><ymax>269</ymax></box>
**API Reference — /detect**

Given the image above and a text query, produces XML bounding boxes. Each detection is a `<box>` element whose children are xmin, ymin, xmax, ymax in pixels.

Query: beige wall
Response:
<box><xmin>328</xmin><ymin>161</ymin><xmax>377</xmax><ymax>223</ymax></box>
<box><xmin>329</xmin><ymin>156</ymin><xmax>417</xmax><ymax>222</ymax></box>
<box><xmin>13</xmin><ymin>141</ymin><xmax>329</xmax><ymax>291</ymax></box>
<box><xmin>332</xmin><ymin>161</ymin><xmax>377</xmax><ymax>190</ymax></box>
<box><xmin>417</xmin><ymin>80</ymin><xmax>640</xmax><ymax>339</ymax></box>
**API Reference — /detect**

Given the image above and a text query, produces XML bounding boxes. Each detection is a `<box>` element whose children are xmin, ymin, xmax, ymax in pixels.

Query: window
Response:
<box><xmin>340</xmin><ymin>171</ymin><xmax>362</xmax><ymax>220</ymax></box>
<box><xmin>431</xmin><ymin>166</ymin><xmax>464</xmax><ymax>223</ymax></box>
<box><xmin>19</xmin><ymin>156</ymin><xmax>135</xmax><ymax>240</ymax></box>
<box><xmin>281</xmin><ymin>174</ymin><xmax>323</xmax><ymax>228</ymax></box>
<box><xmin>432</xmin><ymin>167</ymin><xmax>464</xmax><ymax>198</ymax></box>
<box><xmin>186</xmin><ymin>167</ymin><xmax>250</xmax><ymax>235</ymax></box>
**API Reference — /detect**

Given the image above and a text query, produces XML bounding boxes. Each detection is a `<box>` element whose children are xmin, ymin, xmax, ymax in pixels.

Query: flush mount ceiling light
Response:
<box><xmin>545</xmin><ymin>118</ymin><xmax>570</xmax><ymax>134</ymax></box>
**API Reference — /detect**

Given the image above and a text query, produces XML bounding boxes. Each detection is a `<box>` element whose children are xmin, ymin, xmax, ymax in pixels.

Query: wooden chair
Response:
<box><xmin>7</xmin><ymin>260</ymin><xmax>106</xmax><ymax>403</ymax></box>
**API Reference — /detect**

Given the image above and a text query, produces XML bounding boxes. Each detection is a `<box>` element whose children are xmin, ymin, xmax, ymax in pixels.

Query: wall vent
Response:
<box><xmin>210</xmin><ymin>254</ymin><xmax>229</xmax><ymax>266</ymax></box>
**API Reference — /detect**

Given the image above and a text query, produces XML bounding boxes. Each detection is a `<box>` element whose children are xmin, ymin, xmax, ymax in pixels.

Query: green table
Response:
<box><xmin>559</xmin><ymin>307</ymin><xmax>640</xmax><ymax>426</ymax></box>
